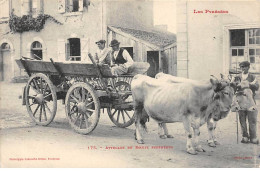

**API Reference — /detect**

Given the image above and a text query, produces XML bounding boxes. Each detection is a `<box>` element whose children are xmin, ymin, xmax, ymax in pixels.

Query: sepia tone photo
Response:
<box><xmin>0</xmin><ymin>0</ymin><xmax>259</xmax><ymax>168</ymax></box>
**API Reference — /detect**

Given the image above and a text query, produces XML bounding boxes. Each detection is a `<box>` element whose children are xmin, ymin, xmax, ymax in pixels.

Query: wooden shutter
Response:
<box><xmin>66</xmin><ymin>39</ymin><xmax>70</xmax><ymax>61</ymax></box>
<box><xmin>81</xmin><ymin>38</ymin><xmax>90</xmax><ymax>63</ymax></box>
<box><xmin>78</xmin><ymin>0</ymin><xmax>83</xmax><ymax>12</ymax></box>
<box><xmin>57</xmin><ymin>39</ymin><xmax>66</xmax><ymax>62</ymax></box>
<box><xmin>21</xmin><ymin>0</ymin><xmax>30</xmax><ymax>15</ymax></box>
<box><xmin>58</xmin><ymin>0</ymin><xmax>66</xmax><ymax>13</ymax></box>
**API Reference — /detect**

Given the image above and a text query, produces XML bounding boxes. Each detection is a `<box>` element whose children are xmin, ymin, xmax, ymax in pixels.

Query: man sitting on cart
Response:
<box><xmin>94</xmin><ymin>39</ymin><xmax>111</xmax><ymax>65</ymax></box>
<box><xmin>109</xmin><ymin>39</ymin><xmax>134</xmax><ymax>76</ymax></box>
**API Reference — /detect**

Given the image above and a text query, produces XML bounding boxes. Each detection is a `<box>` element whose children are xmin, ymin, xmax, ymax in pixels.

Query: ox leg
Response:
<box><xmin>162</xmin><ymin>123</ymin><xmax>174</xmax><ymax>138</ymax></box>
<box><xmin>158</xmin><ymin>123</ymin><xmax>167</xmax><ymax>139</ymax></box>
<box><xmin>207</xmin><ymin>118</ymin><xmax>218</xmax><ymax>147</ymax></box>
<box><xmin>193</xmin><ymin>118</ymin><xmax>205</xmax><ymax>152</ymax></box>
<box><xmin>183</xmin><ymin>115</ymin><xmax>197</xmax><ymax>155</ymax></box>
<box><xmin>135</xmin><ymin>106</ymin><xmax>145</xmax><ymax>144</ymax></box>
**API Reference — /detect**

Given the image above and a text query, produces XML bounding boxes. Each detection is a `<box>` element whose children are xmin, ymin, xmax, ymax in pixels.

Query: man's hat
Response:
<box><xmin>239</xmin><ymin>61</ymin><xmax>250</xmax><ymax>67</ymax></box>
<box><xmin>95</xmin><ymin>40</ymin><xmax>106</xmax><ymax>44</ymax></box>
<box><xmin>109</xmin><ymin>39</ymin><xmax>120</xmax><ymax>47</ymax></box>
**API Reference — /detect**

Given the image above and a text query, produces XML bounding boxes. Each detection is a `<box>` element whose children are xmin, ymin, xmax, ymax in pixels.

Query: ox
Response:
<box><xmin>155</xmin><ymin>73</ymin><xmax>234</xmax><ymax>147</ymax></box>
<box><xmin>131</xmin><ymin>74</ymin><xmax>234</xmax><ymax>155</ymax></box>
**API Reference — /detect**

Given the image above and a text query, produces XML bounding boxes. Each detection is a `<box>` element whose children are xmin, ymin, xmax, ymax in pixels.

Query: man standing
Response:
<box><xmin>109</xmin><ymin>39</ymin><xmax>134</xmax><ymax>75</ymax></box>
<box><xmin>237</xmin><ymin>61</ymin><xmax>259</xmax><ymax>144</ymax></box>
<box><xmin>94</xmin><ymin>40</ymin><xmax>111</xmax><ymax>65</ymax></box>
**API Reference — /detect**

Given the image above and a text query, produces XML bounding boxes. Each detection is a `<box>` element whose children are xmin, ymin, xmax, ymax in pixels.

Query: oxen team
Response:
<box><xmin>131</xmin><ymin>72</ymin><xmax>257</xmax><ymax>155</ymax></box>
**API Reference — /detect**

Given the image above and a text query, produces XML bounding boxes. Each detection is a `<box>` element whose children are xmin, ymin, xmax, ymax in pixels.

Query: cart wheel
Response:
<box><xmin>107</xmin><ymin>81</ymin><xmax>135</xmax><ymax>128</ymax></box>
<box><xmin>25</xmin><ymin>73</ymin><xmax>57</xmax><ymax>126</ymax></box>
<box><xmin>65</xmin><ymin>82</ymin><xmax>100</xmax><ymax>134</ymax></box>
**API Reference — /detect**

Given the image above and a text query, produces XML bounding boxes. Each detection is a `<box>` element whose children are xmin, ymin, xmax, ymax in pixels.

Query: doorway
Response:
<box><xmin>0</xmin><ymin>43</ymin><xmax>12</xmax><ymax>81</ymax></box>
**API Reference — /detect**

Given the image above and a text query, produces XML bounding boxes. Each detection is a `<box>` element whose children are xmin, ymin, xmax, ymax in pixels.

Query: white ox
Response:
<box><xmin>155</xmin><ymin>73</ymin><xmax>234</xmax><ymax>147</ymax></box>
<box><xmin>131</xmin><ymin>74</ymin><xmax>234</xmax><ymax>155</ymax></box>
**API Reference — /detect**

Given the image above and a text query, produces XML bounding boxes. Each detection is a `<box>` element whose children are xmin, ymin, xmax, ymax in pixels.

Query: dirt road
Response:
<box><xmin>0</xmin><ymin>82</ymin><xmax>259</xmax><ymax>168</ymax></box>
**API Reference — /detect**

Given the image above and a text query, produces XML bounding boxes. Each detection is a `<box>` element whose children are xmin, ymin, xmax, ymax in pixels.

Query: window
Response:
<box><xmin>0</xmin><ymin>0</ymin><xmax>10</xmax><ymax>19</ymax></box>
<box><xmin>249</xmin><ymin>29</ymin><xmax>260</xmax><ymax>45</ymax></box>
<box><xmin>58</xmin><ymin>0</ymin><xmax>90</xmax><ymax>14</ymax></box>
<box><xmin>229</xmin><ymin>28</ymin><xmax>260</xmax><ymax>73</ymax></box>
<box><xmin>1</xmin><ymin>43</ymin><xmax>10</xmax><ymax>50</ymax></box>
<box><xmin>67</xmin><ymin>38</ymin><xmax>81</xmax><ymax>61</ymax></box>
<box><xmin>21</xmin><ymin>0</ymin><xmax>43</xmax><ymax>16</ymax></box>
<box><xmin>31</xmin><ymin>41</ymin><xmax>42</xmax><ymax>60</ymax></box>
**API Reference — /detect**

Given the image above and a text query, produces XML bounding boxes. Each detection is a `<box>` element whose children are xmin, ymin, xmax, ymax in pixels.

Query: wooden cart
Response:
<box><xmin>16</xmin><ymin>56</ymin><xmax>149</xmax><ymax>134</ymax></box>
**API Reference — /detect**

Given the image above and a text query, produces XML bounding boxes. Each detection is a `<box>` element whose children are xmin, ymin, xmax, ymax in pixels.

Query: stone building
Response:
<box><xmin>0</xmin><ymin>0</ymin><xmax>176</xmax><ymax>82</ymax></box>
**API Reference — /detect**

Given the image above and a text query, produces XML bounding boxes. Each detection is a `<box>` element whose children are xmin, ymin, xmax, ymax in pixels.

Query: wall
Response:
<box><xmin>177</xmin><ymin>0</ymin><xmax>260</xmax><ymax>80</ymax></box>
<box><xmin>106</xmin><ymin>0</ymin><xmax>153</xmax><ymax>30</ymax></box>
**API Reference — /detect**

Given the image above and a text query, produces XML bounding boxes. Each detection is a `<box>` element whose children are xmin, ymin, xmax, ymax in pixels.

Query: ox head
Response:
<box><xmin>231</xmin><ymin>80</ymin><xmax>257</xmax><ymax>112</ymax></box>
<box><xmin>209</xmin><ymin>75</ymin><xmax>235</xmax><ymax>121</ymax></box>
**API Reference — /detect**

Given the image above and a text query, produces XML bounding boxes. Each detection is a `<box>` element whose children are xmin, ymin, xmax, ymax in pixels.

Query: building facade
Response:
<box><xmin>0</xmin><ymin>0</ymin><xmax>159</xmax><ymax>82</ymax></box>
<box><xmin>177</xmin><ymin>0</ymin><xmax>260</xmax><ymax>80</ymax></box>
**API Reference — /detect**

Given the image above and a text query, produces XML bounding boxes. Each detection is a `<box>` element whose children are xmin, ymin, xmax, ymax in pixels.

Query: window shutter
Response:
<box><xmin>81</xmin><ymin>38</ymin><xmax>90</xmax><ymax>63</ymax></box>
<box><xmin>57</xmin><ymin>39</ymin><xmax>66</xmax><ymax>62</ymax></box>
<box><xmin>66</xmin><ymin>39</ymin><xmax>70</xmax><ymax>61</ymax></box>
<box><xmin>21</xmin><ymin>0</ymin><xmax>30</xmax><ymax>16</ymax></box>
<box><xmin>58</xmin><ymin>0</ymin><xmax>66</xmax><ymax>13</ymax></box>
<box><xmin>79</xmin><ymin>0</ymin><xmax>83</xmax><ymax>12</ymax></box>
<box><xmin>0</xmin><ymin>0</ymin><xmax>10</xmax><ymax>18</ymax></box>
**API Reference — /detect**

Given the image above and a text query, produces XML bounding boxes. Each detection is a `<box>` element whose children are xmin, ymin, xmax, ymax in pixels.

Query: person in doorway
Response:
<box><xmin>109</xmin><ymin>39</ymin><xmax>134</xmax><ymax>76</ymax></box>
<box><xmin>237</xmin><ymin>61</ymin><xmax>259</xmax><ymax>144</ymax></box>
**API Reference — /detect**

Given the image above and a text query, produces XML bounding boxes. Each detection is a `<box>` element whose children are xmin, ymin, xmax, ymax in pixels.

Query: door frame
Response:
<box><xmin>0</xmin><ymin>39</ymin><xmax>15</xmax><ymax>81</ymax></box>
<box><xmin>223</xmin><ymin>23</ymin><xmax>260</xmax><ymax>75</ymax></box>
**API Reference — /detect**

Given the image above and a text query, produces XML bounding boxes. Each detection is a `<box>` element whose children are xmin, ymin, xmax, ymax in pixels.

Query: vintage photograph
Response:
<box><xmin>0</xmin><ymin>0</ymin><xmax>259</xmax><ymax>168</ymax></box>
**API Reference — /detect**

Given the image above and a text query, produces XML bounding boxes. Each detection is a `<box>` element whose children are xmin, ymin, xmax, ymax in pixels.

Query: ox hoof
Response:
<box><xmin>187</xmin><ymin>149</ymin><xmax>197</xmax><ymax>155</ymax></box>
<box><xmin>196</xmin><ymin>147</ymin><xmax>206</xmax><ymax>152</ymax></box>
<box><xmin>160</xmin><ymin>135</ymin><xmax>167</xmax><ymax>139</ymax></box>
<box><xmin>208</xmin><ymin>142</ymin><xmax>216</xmax><ymax>147</ymax></box>
<box><xmin>214</xmin><ymin>140</ymin><xmax>220</xmax><ymax>145</ymax></box>
<box><xmin>137</xmin><ymin>140</ymin><xmax>145</xmax><ymax>144</ymax></box>
<box><xmin>167</xmin><ymin>135</ymin><xmax>174</xmax><ymax>138</ymax></box>
<box><xmin>134</xmin><ymin>132</ymin><xmax>137</xmax><ymax>140</ymax></box>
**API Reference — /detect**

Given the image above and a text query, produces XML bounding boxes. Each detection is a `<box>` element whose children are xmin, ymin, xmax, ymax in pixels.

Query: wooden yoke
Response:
<box><xmin>87</xmin><ymin>53</ymin><xmax>108</xmax><ymax>90</ymax></box>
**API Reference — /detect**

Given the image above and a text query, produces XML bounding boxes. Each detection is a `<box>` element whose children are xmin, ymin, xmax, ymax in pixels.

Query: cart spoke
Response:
<box><xmin>39</xmin><ymin>105</ymin><xmax>42</xmax><ymax>122</ymax></box>
<box><xmin>117</xmin><ymin>110</ymin><xmax>120</xmax><ymax>122</ymax></box>
<box><xmin>42</xmin><ymin>104</ymin><xmax>47</xmax><ymax>121</ymax></box>
<box><xmin>86</xmin><ymin>112</ymin><xmax>91</xmax><ymax>118</ymax></box>
<box><xmin>32</xmin><ymin>79</ymin><xmax>40</xmax><ymax>92</ymax></box>
<box><xmin>112</xmin><ymin>109</ymin><xmax>117</xmax><ymax>117</ymax></box>
<box><xmin>39</xmin><ymin>78</ymin><xmax>43</xmax><ymax>93</ymax></box>
<box><xmin>86</xmin><ymin>109</ymin><xmax>95</xmax><ymax>113</ymax></box>
<box><xmin>33</xmin><ymin>104</ymin><xmax>41</xmax><ymax>117</ymax></box>
<box><xmin>29</xmin><ymin>84</ymin><xmax>40</xmax><ymax>94</ymax></box>
<box><xmin>29</xmin><ymin>103</ymin><xmax>36</xmax><ymax>107</ymax></box>
<box><xmin>74</xmin><ymin>114</ymin><xmax>81</xmax><ymax>125</ymax></box>
<box><xmin>79</xmin><ymin>115</ymin><xmax>83</xmax><ymax>129</ymax></box>
<box><xmin>81</xmin><ymin>87</ymin><xmax>85</xmax><ymax>102</ymax></box>
<box><xmin>121</xmin><ymin>110</ymin><xmax>126</xmax><ymax>123</ymax></box>
<box><xmin>44</xmin><ymin>93</ymin><xmax>52</xmax><ymax>99</ymax></box>
<box><xmin>85</xmin><ymin>101</ymin><xmax>94</xmax><ymax>108</ymax></box>
<box><xmin>70</xmin><ymin>94</ymin><xmax>80</xmax><ymax>103</ymax></box>
<box><xmin>84</xmin><ymin>114</ymin><xmax>89</xmax><ymax>128</ymax></box>
<box><xmin>44</xmin><ymin>103</ymin><xmax>52</xmax><ymax>114</ymax></box>
<box><xmin>28</xmin><ymin>95</ymin><xmax>35</xmax><ymax>99</ymax></box>
<box><xmin>124</xmin><ymin>110</ymin><xmax>131</xmax><ymax>119</ymax></box>
<box><xmin>42</xmin><ymin>82</ymin><xmax>48</xmax><ymax>96</ymax></box>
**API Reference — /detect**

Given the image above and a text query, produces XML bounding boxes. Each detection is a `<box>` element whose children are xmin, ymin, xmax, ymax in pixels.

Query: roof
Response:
<box><xmin>108</xmin><ymin>26</ymin><xmax>176</xmax><ymax>49</ymax></box>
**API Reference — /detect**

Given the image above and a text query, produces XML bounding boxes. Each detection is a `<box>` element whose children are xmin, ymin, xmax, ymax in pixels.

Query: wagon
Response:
<box><xmin>16</xmin><ymin>56</ymin><xmax>149</xmax><ymax>134</ymax></box>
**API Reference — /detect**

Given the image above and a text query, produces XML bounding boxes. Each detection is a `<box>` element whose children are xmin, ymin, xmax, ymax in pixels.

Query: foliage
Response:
<box><xmin>9</xmin><ymin>11</ymin><xmax>62</xmax><ymax>33</ymax></box>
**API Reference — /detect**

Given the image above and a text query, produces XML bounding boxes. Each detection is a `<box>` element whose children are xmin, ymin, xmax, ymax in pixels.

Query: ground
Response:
<box><xmin>0</xmin><ymin>82</ymin><xmax>260</xmax><ymax>168</ymax></box>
